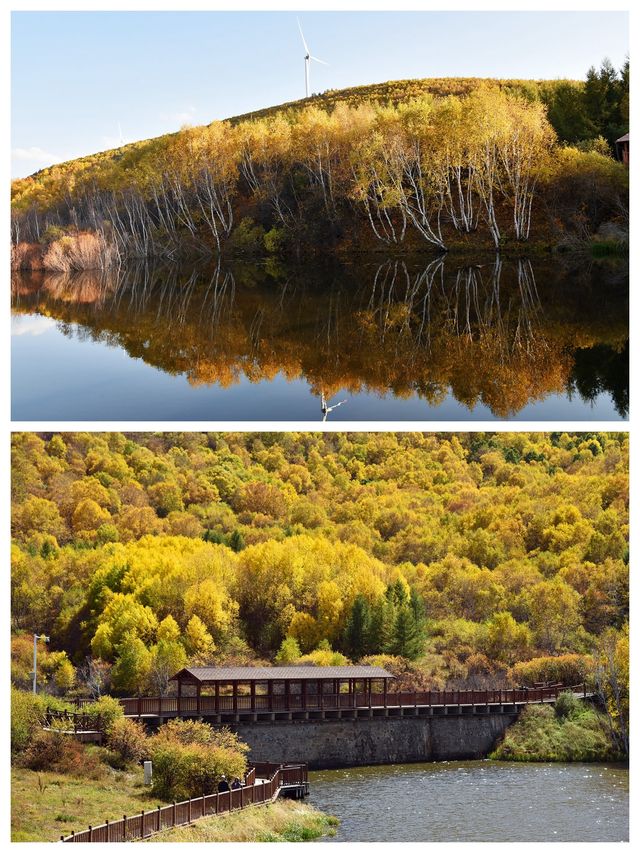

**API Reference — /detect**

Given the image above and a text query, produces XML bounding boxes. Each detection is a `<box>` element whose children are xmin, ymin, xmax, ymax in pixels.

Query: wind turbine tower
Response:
<box><xmin>297</xmin><ymin>18</ymin><xmax>328</xmax><ymax>98</ymax></box>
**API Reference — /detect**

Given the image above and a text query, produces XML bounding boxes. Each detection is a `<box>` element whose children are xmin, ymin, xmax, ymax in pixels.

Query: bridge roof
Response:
<box><xmin>171</xmin><ymin>665</ymin><xmax>395</xmax><ymax>682</ymax></box>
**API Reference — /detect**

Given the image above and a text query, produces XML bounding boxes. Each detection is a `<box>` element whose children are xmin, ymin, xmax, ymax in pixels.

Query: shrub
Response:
<box><xmin>22</xmin><ymin>730</ymin><xmax>105</xmax><ymax>778</ymax></box>
<box><xmin>491</xmin><ymin>703</ymin><xmax>614</xmax><ymax>762</ymax></box>
<box><xmin>554</xmin><ymin>690</ymin><xmax>581</xmax><ymax>720</ymax></box>
<box><xmin>11</xmin><ymin>688</ymin><xmax>47</xmax><ymax>755</ymax></box>
<box><xmin>82</xmin><ymin>695</ymin><xmax>124</xmax><ymax>733</ymax></box>
<box><xmin>105</xmin><ymin>716</ymin><xmax>148</xmax><ymax>765</ymax></box>
<box><xmin>150</xmin><ymin>741</ymin><xmax>247</xmax><ymax>801</ymax></box>
<box><xmin>229</xmin><ymin>217</ymin><xmax>266</xmax><ymax>254</ymax></box>
<box><xmin>149</xmin><ymin>721</ymin><xmax>249</xmax><ymax>801</ymax></box>
<box><xmin>154</xmin><ymin>719</ymin><xmax>248</xmax><ymax>753</ymax></box>
<box><xmin>508</xmin><ymin>653</ymin><xmax>593</xmax><ymax>687</ymax></box>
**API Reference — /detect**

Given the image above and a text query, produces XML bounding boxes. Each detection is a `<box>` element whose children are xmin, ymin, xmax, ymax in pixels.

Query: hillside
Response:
<box><xmin>19</xmin><ymin>77</ymin><xmax>580</xmax><ymax>184</ymax></box>
<box><xmin>10</xmin><ymin>64</ymin><xmax>628</xmax><ymax>263</ymax></box>
<box><xmin>11</xmin><ymin>431</ymin><xmax>628</xmax><ymax>692</ymax></box>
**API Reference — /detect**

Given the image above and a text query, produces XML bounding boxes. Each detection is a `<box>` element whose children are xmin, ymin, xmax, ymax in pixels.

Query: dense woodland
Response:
<box><xmin>11</xmin><ymin>63</ymin><xmax>628</xmax><ymax>263</ymax></box>
<box><xmin>12</xmin><ymin>432</ymin><xmax>628</xmax><ymax>749</ymax></box>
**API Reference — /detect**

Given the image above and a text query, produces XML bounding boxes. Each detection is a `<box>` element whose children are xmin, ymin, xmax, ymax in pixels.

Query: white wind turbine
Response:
<box><xmin>297</xmin><ymin>18</ymin><xmax>328</xmax><ymax>99</ymax></box>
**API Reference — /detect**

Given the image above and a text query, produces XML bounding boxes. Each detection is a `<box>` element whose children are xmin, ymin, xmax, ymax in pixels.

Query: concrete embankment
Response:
<box><xmin>228</xmin><ymin>712</ymin><xmax>518</xmax><ymax>769</ymax></box>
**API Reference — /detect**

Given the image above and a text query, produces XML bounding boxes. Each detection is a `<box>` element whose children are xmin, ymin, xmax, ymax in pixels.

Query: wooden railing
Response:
<box><xmin>45</xmin><ymin>709</ymin><xmax>104</xmax><ymax>733</ymax></box>
<box><xmin>60</xmin><ymin>763</ymin><xmax>308</xmax><ymax>843</ymax></box>
<box><xmin>73</xmin><ymin>683</ymin><xmax>588</xmax><ymax>718</ymax></box>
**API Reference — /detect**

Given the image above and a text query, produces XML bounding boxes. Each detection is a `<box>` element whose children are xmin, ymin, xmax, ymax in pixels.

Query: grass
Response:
<box><xmin>12</xmin><ymin>759</ymin><xmax>338</xmax><ymax>843</ymax></box>
<box><xmin>145</xmin><ymin>799</ymin><xmax>339</xmax><ymax>842</ymax></box>
<box><xmin>11</xmin><ymin>762</ymin><xmax>161</xmax><ymax>842</ymax></box>
<box><xmin>590</xmin><ymin>239</ymin><xmax>628</xmax><ymax>257</ymax></box>
<box><xmin>490</xmin><ymin>701</ymin><xmax>616</xmax><ymax>763</ymax></box>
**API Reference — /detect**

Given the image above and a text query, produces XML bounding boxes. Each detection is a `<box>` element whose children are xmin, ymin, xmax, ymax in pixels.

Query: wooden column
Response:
<box><xmin>383</xmin><ymin>678</ymin><xmax>388</xmax><ymax>708</ymax></box>
<box><xmin>232</xmin><ymin>681</ymin><xmax>238</xmax><ymax>713</ymax></box>
<box><xmin>197</xmin><ymin>683</ymin><xmax>201</xmax><ymax>715</ymax></box>
<box><xmin>250</xmin><ymin>680</ymin><xmax>256</xmax><ymax>711</ymax></box>
<box><xmin>319</xmin><ymin>679</ymin><xmax>323</xmax><ymax>710</ymax></box>
<box><xmin>177</xmin><ymin>679</ymin><xmax>182</xmax><ymax>715</ymax></box>
<box><xmin>284</xmin><ymin>679</ymin><xmax>290</xmax><ymax>711</ymax></box>
<box><xmin>267</xmin><ymin>680</ymin><xmax>273</xmax><ymax>712</ymax></box>
<box><xmin>301</xmin><ymin>680</ymin><xmax>307</xmax><ymax>710</ymax></box>
<box><xmin>215</xmin><ymin>681</ymin><xmax>220</xmax><ymax>713</ymax></box>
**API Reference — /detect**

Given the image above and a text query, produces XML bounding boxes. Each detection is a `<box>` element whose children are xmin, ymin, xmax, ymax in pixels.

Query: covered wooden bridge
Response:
<box><xmin>105</xmin><ymin>665</ymin><xmax>590</xmax><ymax>724</ymax></box>
<box><xmin>169</xmin><ymin>664</ymin><xmax>395</xmax><ymax>714</ymax></box>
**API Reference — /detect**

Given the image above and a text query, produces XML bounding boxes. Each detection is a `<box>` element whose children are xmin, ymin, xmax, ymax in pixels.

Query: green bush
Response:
<box><xmin>554</xmin><ymin>690</ymin><xmax>581</xmax><ymax>720</ymax></box>
<box><xmin>11</xmin><ymin>688</ymin><xmax>47</xmax><ymax>755</ymax></box>
<box><xmin>154</xmin><ymin>719</ymin><xmax>249</xmax><ymax>753</ymax></box>
<box><xmin>263</xmin><ymin>227</ymin><xmax>285</xmax><ymax>255</ymax></box>
<box><xmin>150</xmin><ymin>741</ymin><xmax>247</xmax><ymax>801</ymax></box>
<box><xmin>229</xmin><ymin>217</ymin><xmax>266</xmax><ymax>254</ymax></box>
<box><xmin>149</xmin><ymin>721</ymin><xmax>248</xmax><ymax>800</ymax></box>
<box><xmin>491</xmin><ymin>703</ymin><xmax>615</xmax><ymax>762</ymax></box>
<box><xmin>82</xmin><ymin>695</ymin><xmax>124</xmax><ymax>733</ymax></box>
<box><xmin>105</xmin><ymin>716</ymin><xmax>148</xmax><ymax>766</ymax></box>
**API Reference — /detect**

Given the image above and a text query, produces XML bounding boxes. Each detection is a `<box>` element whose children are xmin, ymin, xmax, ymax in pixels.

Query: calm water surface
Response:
<box><xmin>12</xmin><ymin>257</ymin><xmax>628</xmax><ymax>421</ymax></box>
<box><xmin>309</xmin><ymin>761</ymin><xmax>629</xmax><ymax>842</ymax></box>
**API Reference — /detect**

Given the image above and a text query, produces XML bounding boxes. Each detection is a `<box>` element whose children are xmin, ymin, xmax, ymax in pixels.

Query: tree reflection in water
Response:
<box><xmin>11</xmin><ymin>255</ymin><xmax>628</xmax><ymax>419</ymax></box>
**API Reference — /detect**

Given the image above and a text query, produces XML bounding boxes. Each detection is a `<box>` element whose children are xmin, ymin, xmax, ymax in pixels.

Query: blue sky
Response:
<box><xmin>11</xmin><ymin>10</ymin><xmax>628</xmax><ymax>178</ymax></box>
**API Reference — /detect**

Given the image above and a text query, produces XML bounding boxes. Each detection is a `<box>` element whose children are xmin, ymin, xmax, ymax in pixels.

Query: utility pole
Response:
<box><xmin>32</xmin><ymin>633</ymin><xmax>50</xmax><ymax>694</ymax></box>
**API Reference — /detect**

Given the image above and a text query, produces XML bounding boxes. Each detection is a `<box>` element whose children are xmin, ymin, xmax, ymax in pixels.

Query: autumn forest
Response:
<box><xmin>11</xmin><ymin>63</ymin><xmax>629</xmax><ymax>264</ymax></box>
<box><xmin>11</xmin><ymin>432</ymin><xmax>627</xmax><ymax>714</ymax></box>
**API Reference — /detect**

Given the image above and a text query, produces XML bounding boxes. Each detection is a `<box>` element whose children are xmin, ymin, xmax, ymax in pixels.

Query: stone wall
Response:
<box><xmin>228</xmin><ymin>711</ymin><xmax>518</xmax><ymax>769</ymax></box>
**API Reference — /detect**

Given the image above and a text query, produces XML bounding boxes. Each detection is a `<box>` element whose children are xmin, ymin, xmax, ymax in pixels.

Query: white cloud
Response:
<box><xmin>160</xmin><ymin>106</ymin><xmax>197</xmax><ymax>125</ymax></box>
<box><xmin>101</xmin><ymin>135</ymin><xmax>125</xmax><ymax>150</ymax></box>
<box><xmin>12</xmin><ymin>146</ymin><xmax>63</xmax><ymax>166</ymax></box>
<box><xmin>12</xmin><ymin>315</ymin><xmax>56</xmax><ymax>337</ymax></box>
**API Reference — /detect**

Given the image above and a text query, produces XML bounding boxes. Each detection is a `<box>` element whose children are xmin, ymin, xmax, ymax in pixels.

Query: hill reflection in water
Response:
<box><xmin>11</xmin><ymin>256</ymin><xmax>628</xmax><ymax>420</ymax></box>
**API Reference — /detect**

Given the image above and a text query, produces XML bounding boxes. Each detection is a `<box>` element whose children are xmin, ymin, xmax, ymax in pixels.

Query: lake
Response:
<box><xmin>12</xmin><ymin>256</ymin><xmax>628</xmax><ymax>421</ymax></box>
<box><xmin>309</xmin><ymin>760</ymin><xmax>629</xmax><ymax>842</ymax></box>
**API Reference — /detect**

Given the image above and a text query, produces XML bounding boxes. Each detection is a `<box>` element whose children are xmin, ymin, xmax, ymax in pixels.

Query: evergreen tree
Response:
<box><xmin>229</xmin><ymin>529</ymin><xmax>246</xmax><ymax>552</ymax></box>
<box><xmin>343</xmin><ymin>594</ymin><xmax>371</xmax><ymax>660</ymax></box>
<box><xmin>368</xmin><ymin>596</ymin><xmax>396</xmax><ymax>654</ymax></box>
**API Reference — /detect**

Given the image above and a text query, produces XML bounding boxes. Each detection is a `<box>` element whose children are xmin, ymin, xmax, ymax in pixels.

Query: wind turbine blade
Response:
<box><xmin>310</xmin><ymin>56</ymin><xmax>329</xmax><ymax>66</ymax></box>
<box><xmin>297</xmin><ymin>17</ymin><xmax>309</xmax><ymax>54</ymax></box>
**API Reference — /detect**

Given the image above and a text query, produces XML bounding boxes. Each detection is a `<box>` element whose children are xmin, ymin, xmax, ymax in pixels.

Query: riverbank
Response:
<box><xmin>11</xmin><ymin>763</ymin><xmax>160</xmax><ymax>842</ymax></box>
<box><xmin>489</xmin><ymin>699</ymin><xmax>622</xmax><ymax>763</ymax></box>
<box><xmin>144</xmin><ymin>800</ymin><xmax>338</xmax><ymax>842</ymax></box>
<box><xmin>11</xmin><ymin>763</ymin><xmax>336</xmax><ymax>842</ymax></box>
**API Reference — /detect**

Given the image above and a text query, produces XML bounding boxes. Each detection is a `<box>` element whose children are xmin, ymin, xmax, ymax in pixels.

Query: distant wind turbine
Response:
<box><xmin>297</xmin><ymin>17</ymin><xmax>328</xmax><ymax>98</ymax></box>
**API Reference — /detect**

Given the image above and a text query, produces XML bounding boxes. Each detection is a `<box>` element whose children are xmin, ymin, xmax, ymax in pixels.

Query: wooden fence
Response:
<box><xmin>45</xmin><ymin>709</ymin><xmax>104</xmax><ymax>733</ymax></box>
<box><xmin>60</xmin><ymin>763</ymin><xmax>308</xmax><ymax>843</ymax></box>
<box><xmin>72</xmin><ymin>683</ymin><xmax>588</xmax><ymax>718</ymax></box>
